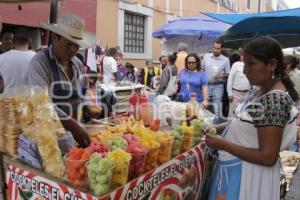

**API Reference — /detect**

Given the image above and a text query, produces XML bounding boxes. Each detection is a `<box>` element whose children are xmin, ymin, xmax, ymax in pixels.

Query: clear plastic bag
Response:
<box><xmin>0</xmin><ymin>87</ymin><xmax>66</xmax><ymax>177</ymax></box>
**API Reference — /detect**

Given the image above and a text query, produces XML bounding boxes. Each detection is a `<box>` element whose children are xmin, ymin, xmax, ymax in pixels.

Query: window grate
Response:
<box><xmin>124</xmin><ymin>12</ymin><xmax>145</xmax><ymax>53</ymax></box>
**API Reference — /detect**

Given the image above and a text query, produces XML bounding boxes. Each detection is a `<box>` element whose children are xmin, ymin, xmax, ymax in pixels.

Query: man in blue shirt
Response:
<box><xmin>202</xmin><ymin>39</ymin><xmax>230</xmax><ymax>123</ymax></box>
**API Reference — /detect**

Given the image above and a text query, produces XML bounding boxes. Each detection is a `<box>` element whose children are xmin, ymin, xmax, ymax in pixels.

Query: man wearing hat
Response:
<box><xmin>26</xmin><ymin>13</ymin><xmax>96</xmax><ymax>147</ymax></box>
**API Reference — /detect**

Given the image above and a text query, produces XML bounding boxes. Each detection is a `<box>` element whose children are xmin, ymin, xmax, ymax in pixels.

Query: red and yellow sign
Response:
<box><xmin>7</xmin><ymin>144</ymin><xmax>205</xmax><ymax>200</ymax></box>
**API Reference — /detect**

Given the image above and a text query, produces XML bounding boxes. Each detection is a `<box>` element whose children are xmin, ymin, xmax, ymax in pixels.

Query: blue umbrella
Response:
<box><xmin>152</xmin><ymin>14</ymin><xmax>229</xmax><ymax>40</ymax></box>
<box><xmin>220</xmin><ymin>16</ymin><xmax>300</xmax><ymax>48</ymax></box>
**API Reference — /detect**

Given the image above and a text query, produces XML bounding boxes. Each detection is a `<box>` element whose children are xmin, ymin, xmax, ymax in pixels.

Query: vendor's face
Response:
<box><xmin>187</xmin><ymin>56</ymin><xmax>197</xmax><ymax>71</ymax></box>
<box><xmin>1</xmin><ymin>32</ymin><xmax>14</xmax><ymax>51</ymax></box>
<box><xmin>53</xmin><ymin>35</ymin><xmax>79</xmax><ymax>62</ymax></box>
<box><xmin>243</xmin><ymin>52</ymin><xmax>275</xmax><ymax>86</ymax></box>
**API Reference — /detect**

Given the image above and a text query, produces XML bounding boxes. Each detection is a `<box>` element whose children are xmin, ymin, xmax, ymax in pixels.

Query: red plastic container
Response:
<box><xmin>128</xmin><ymin>151</ymin><xmax>148</xmax><ymax>180</ymax></box>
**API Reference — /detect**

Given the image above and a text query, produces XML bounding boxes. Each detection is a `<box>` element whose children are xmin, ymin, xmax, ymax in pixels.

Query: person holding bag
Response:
<box><xmin>156</xmin><ymin>53</ymin><xmax>178</xmax><ymax>99</ymax></box>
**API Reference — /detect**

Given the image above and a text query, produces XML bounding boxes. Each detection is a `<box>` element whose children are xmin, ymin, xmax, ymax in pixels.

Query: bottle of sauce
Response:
<box><xmin>186</xmin><ymin>93</ymin><xmax>199</xmax><ymax>123</ymax></box>
<box><xmin>129</xmin><ymin>90</ymin><xmax>139</xmax><ymax>120</ymax></box>
<box><xmin>139</xmin><ymin>92</ymin><xmax>153</xmax><ymax>126</ymax></box>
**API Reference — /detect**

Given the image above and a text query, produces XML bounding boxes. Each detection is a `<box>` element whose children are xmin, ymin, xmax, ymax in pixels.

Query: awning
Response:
<box><xmin>0</xmin><ymin>1</ymin><xmax>51</xmax><ymax>27</ymax></box>
<box><xmin>0</xmin><ymin>0</ymin><xmax>49</xmax><ymax>2</ymax></box>
<box><xmin>204</xmin><ymin>8</ymin><xmax>300</xmax><ymax>25</ymax></box>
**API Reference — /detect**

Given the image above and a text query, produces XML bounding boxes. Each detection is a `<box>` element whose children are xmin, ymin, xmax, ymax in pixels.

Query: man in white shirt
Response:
<box><xmin>0</xmin><ymin>30</ymin><xmax>35</xmax><ymax>92</ymax></box>
<box><xmin>102</xmin><ymin>47</ymin><xmax>118</xmax><ymax>84</ymax></box>
<box><xmin>202</xmin><ymin>39</ymin><xmax>230</xmax><ymax>123</ymax></box>
<box><xmin>227</xmin><ymin>55</ymin><xmax>251</xmax><ymax>117</ymax></box>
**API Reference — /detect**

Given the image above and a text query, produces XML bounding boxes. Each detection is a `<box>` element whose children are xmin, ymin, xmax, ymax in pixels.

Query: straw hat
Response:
<box><xmin>41</xmin><ymin>13</ymin><xmax>95</xmax><ymax>48</ymax></box>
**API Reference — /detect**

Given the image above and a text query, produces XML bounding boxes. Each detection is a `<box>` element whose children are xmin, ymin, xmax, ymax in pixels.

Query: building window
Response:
<box><xmin>124</xmin><ymin>12</ymin><xmax>145</xmax><ymax>53</ymax></box>
<box><xmin>247</xmin><ymin>0</ymin><xmax>251</xmax><ymax>9</ymax></box>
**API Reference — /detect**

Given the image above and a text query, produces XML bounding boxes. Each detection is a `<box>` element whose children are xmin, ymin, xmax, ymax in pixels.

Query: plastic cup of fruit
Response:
<box><xmin>157</xmin><ymin>138</ymin><xmax>174</xmax><ymax>166</ymax></box>
<box><xmin>171</xmin><ymin>135</ymin><xmax>183</xmax><ymax>158</ymax></box>
<box><xmin>144</xmin><ymin>145</ymin><xmax>160</xmax><ymax>172</ymax></box>
<box><xmin>128</xmin><ymin>150</ymin><xmax>148</xmax><ymax>181</ymax></box>
<box><xmin>181</xmin><ymin>135</ymin><xmax>193</xmax><ymax>153</ymax></box>
<box><xmin>111</xmin><ymin>160</ymin><xmax>131</xmax><ymax>186</ymax></box>
<box><xmin>64</xmin><ymin>154</ymin><xmax>88</xmax><ymax>189</ymax></box>
<box><xmin>86</xmin><ymin>162</ymin><xmax>113</xmax><ymax>196</ymax></box>
<box><xmin>192</xmin><ymin>135</ymin><xmax>202</xmax><ymax>147</ymax></box>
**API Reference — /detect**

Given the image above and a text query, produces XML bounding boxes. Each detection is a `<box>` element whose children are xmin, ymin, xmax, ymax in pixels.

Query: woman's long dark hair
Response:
<box><xmin>284</xmin><ymin>55</ymin><xmax>299</xmax><ymax>70</ymax></box>
<box><xmin>168</xmin><ymin>52</ymin><xmax>177</xmax><ymax>65</ymax></box>
<box><xmin>243</xmin><ymin>36</ymin><xmax>298</xmax><ymax>101</ymax></box>
<box><xmin>184</xmin><ymin>53</ymin><xmax>201</xmax><ymax>71</ymax></box>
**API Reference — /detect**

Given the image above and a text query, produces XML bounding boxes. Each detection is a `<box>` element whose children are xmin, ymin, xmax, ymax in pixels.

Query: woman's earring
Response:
<box><xmin>272</xmin><ymin>71</ymin><xmax>275</xmax><ymax>80</ymax></box>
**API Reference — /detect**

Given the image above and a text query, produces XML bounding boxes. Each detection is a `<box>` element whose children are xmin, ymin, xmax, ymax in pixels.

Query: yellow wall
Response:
<box><xmin>182</xmin><ymin>0</ymin><xmax>219</xmax><ymax>16</ymax></box>
<box><xmin>154</xmin><ymin>0</ymin><xmax>166</xmax><ymax>11</ymax></box>
<box><xmin>96</xmin><ymin>0</ymin><xmax>118</xmax><ymax>47</ymax></box>
<box><xmin>126</xmin><ymin>59</ymin><xmax>148</xmax><ymax>68</ymax></box>
<box><xmin>170</xmin><ymin>0</ymin><xmax>180</xmax><ymax>16</ymax></box>
<box><xmin>128</xmin><ymin>0</ymin><xmax>148</xmax><ymax>6</ymax></box>
<box><xmin>152</xmin><ymin>0</ymin><xmax>166</xmax><ymax>62</ymax></box>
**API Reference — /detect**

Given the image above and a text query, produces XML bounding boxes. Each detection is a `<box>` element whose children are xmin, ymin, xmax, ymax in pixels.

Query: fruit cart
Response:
<box><xmin>1</xmin><ymin>143</ymin><xmax>206</xmax><ymax>200</ymax></box>
<box><xmin>0</xmin><ymin>87</ymin><xmax>213</xmax><ymax>200</ymax></box>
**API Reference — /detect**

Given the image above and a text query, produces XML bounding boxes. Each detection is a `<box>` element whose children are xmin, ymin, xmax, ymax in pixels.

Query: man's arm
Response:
<box><xmin>111</xmin><ymin>59</ymin><xmax>118</xmax><ymax>81</ymax></box>
<box><xmin>0</xmin><ymin>75</ymin><xmax>4</xmax><ymax>93</ymax></box>
<box><xmin>223</xmin><ymin>58</ymin><xmax>231</xmax><ymax>79</ymax></box>
<box><xmin>227</xmin><ymin>63</ymin><xmax>237</xmax><ymax>100</ymax></box>
<box><xmin>60</xmin><ymin>117</ymin><xmax>90</xmax><ymax>147</ymax></box>
<box><xmin>202</xmin><ymin>85</ymin><xmax>209</xmax><ymax>107</ymax></box>
<box><xmin>201</xmin><ymin>72</ymin><xmax>209</xmax><ymax>107</ymax></box>
<box><xmin>201</xmin><ymin>54</ymin><xmax>207</xmax><ymax>71</ymax></box>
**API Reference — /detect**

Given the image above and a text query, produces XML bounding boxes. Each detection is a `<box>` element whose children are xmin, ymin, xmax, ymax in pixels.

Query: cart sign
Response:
<box><xmin>7</xmin><ymin>145</ymin><xmax>205</xmax><ymax>200</ymax></box>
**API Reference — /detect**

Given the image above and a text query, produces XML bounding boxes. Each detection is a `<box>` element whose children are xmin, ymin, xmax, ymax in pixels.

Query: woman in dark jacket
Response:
<box><xmin>156</xmin><ymin>52</ymin><xmax>178</xmax><ymax>97</ymax></box>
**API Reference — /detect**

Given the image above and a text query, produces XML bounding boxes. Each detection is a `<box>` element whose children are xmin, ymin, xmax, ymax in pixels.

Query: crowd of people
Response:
<box><xmin>1</xmin><ymin>17</ymin><xmax>300</xmax><ymax>124</ymax></box>
<box><xmin>0</xmin><ymin>13</ymin><xmax>300</xmax><ymax>200</ymax></box>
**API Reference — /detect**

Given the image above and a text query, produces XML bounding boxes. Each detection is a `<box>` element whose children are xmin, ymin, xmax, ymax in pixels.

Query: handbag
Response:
<box><xmin>163</xmin><ymin>67</ymin><xmax>178</xmax><ymax>96</ymax></box>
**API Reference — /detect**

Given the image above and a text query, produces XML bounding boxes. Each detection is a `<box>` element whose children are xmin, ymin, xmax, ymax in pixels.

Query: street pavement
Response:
<box><xmin>285</xmin><ymin>166</ymin><xmax>300</xmax><ymax>200</ymax></box>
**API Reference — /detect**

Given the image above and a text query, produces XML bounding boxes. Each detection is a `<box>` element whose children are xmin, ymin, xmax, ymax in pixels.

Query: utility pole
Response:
<box><xmin>50</xmin><ymin>0</ymin><xmax>58</xmax><ymax>24</ymax></box>
<box><xmin>48</xmin><ymin>0</ymin><xmax>58</xmax><ymax>45</ymax></box>
<box><xmin>258</xmin><ymin>0</ymin><xmax>261</xmax><ymax>13</ymax></box>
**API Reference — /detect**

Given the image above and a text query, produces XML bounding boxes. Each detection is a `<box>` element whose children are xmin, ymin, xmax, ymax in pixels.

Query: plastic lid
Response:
<box><xmin>139</xmin><ymin>92</ymin><xmax>148</xmax><ymax>104</ymax></box>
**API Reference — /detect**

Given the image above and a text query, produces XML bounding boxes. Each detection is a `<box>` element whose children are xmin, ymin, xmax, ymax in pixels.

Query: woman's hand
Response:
<box><xmin>205</xmin><ymin>134</ymin><xmax>228</xmax><ymax>150</ymax></box>
<box><xmin>202</xmin><ymin>100</ymin><xmax>209</xmax><ymax>109</ymax></box>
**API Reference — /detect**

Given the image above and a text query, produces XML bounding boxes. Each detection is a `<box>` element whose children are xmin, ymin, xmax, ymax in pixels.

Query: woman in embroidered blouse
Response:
<box><xmin>206</xmin><ymin>36</ymin><xmax>298</xmax><ymax>200</ymax></box>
